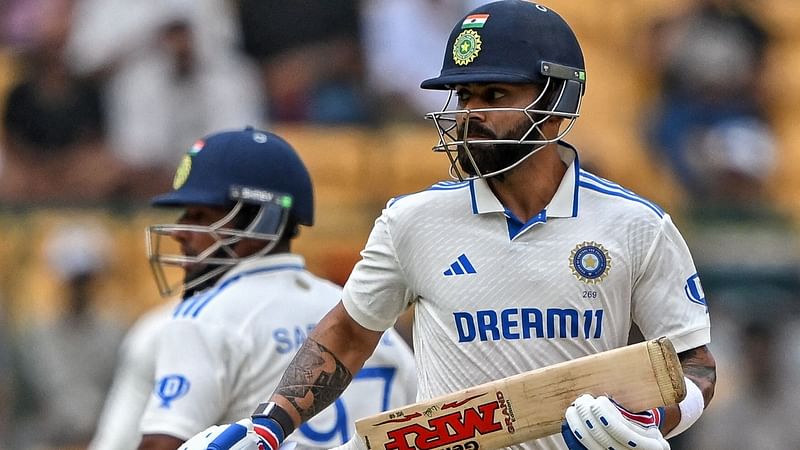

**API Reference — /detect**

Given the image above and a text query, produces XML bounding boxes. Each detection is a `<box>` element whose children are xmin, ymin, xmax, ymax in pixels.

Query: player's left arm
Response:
<box><xmin>650</xmin><ymin>344</ymin><xmax>715</xmax><ymax>436</ymax></box>
<box><xmin>678</xmin><ymin>345</ymin><xmax>716</xmax><ymax>406</ymax></box>
<box><xmin>625</xmin><ymin>214</ymin><xmax>717</xmax><ymax>437</ymax></box>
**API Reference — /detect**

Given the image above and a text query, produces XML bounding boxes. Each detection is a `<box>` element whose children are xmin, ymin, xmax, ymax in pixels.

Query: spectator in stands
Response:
<box><xmin>642</xmin><ymin>0</ymin><xmax>774</xmax><ymax>199</ymax></box>
<box><xmin>360</xmin><ymin>0</ymin><xmax>486</xmax><ymax>123</ymax></box>
<box><xmin>660</xmin><ymin>37</ymin><xmax>800</xmax><ymax>324</ymax></box>
<box><xmin>65</xmin><ymin>0</ymin><xmax>264</xmax><ymax>198</ymax></box>
<box><xmin>0</xmin><ymin>0</ymin><xmax>125</xmax><ymax>204</ymax></box>
<box><xmin>684</xmin><ymin>117</ymin><xmax>777</xmax><ymax>206</ymax></box>
<box><xmin>13</xmin><ymin>222</ymin><xmax>125</xmax><ymax>448</ymax></box>
<box><xmin>238</xmin><ymin>0</ymin><xmax>369</xmax><ymax>124</ymax></box>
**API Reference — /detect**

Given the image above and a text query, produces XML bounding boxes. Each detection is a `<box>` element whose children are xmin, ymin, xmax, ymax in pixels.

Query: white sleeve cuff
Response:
<box><xmin>669</xmin><ymin>328</ymin><xmax>711</xmax><ymax>353</ymax></box>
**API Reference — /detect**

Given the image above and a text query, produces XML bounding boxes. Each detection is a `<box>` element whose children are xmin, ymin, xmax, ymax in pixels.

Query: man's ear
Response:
<box><xmin>543</xmin><ymin>116</ymin><xmax>566</xmax><ymax>137</ymax></box>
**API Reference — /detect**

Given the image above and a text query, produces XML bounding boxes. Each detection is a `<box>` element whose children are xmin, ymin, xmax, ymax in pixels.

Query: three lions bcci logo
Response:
<box><xmin>570</xmin><ymin>241</ymin><xmax>611</xmax><ymax>284</ymax></box>
<box><xmin>453</xmin><ymin>29</ymin><xmax>482</xmax><ymax>66</ymax></box>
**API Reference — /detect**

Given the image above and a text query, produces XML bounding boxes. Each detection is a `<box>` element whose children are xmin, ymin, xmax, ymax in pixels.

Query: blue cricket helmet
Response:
<box><xmin>421</xmin><ymin>0</ymin><xmax>585</xmax><ymax>94</ymax></box>
<box><xmin>147</xmin><ymin>127</ymin><xmax>314</xmax><ymax>298</ymax></box>
<box><xmin>151</xmin><ymin>126</ymin><xmax>314</xmax><ymax>226</ymax></box>
<box><xmin>420</xmin><ymin>1</ymin><xmax>588</xmax><ymax>181</ymax></box>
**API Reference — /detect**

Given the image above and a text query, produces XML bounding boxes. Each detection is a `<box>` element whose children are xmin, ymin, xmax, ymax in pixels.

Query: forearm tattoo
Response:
<box><xmin>679</xmin><ymin>346</ymin><xmax>717</xmax><ymax>406</ymax></box>
<box><xmin>275</xmin><ymin>337</ymin><xmax>353</xmax><ymax>422</ymax></box>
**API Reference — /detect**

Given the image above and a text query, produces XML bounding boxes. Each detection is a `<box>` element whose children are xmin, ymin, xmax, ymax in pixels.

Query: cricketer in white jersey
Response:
<box><xmin>89</xmin><ymin>299</ymin><xmax>179</xmax><ymax>450</ymax></box>
<box><xmin>136</xmin><ymin>127</ymin><xmax>417</xmax><ymax>450</ymax></box>
<box><xmin>178</xmin><ymin>3</ymin><xmax>716</xmax><ymax>449</ymax></box>
<box><xmin>342</xmin><ymin>144</ymin><xmax>710</xmax><ymax>449</ymax></box>
<box><xmin>140</xmin><ymin>253</ymin><xmax>417</xmax><ymax>448</ymax></box>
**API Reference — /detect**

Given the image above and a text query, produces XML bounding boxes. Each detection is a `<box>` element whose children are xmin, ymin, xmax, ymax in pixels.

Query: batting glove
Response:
<box><xmin>561</xmin><ymin>394</ymin><xmax>669</xmax><ymax>450</ymax></box>
<box><xmin>178</xmin><ymin>418</ymin><xmax>292</xmax><ymax>450</ymax></box>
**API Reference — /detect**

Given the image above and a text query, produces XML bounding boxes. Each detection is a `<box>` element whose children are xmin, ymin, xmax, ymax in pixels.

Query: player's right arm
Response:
<box><xmin>199</xmin><ymin>303</ymin><xmax>383</xmax><ymax>450</ymax></box>
<box><xmin>271</xmin><ymin>206</ymin><xmax>412</xmax><ymax>428</ymax></box>
<box><xmin>271</xmin><ymin>300</ymin><xmax>384</xmax><ymax>427</ymax></box>
<box><xmin>203</xmin><ymin>209</ymin><xmax>410</xmax><ymax>450</ymax></box>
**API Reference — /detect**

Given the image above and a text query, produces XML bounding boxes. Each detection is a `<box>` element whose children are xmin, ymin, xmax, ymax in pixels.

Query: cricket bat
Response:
<box><xmin>356</xmin><ymin>337</ymin><xmax>685</xmax><ymax>450</ymax></box>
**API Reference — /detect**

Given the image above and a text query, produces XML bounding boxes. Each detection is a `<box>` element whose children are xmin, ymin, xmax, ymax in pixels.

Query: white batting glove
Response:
<box><xmin>178</xmin><ymin>419</ymin><xmax>297</xmax><ymax>450</ymax></box>
<box><xmin>562</xmin><ymin>394</ymin><xmax>669</xmax><ymax>450</ymax></box>
<box><xmin>178</xmin><ymin>422</ymin><xmax>254</xmax><ymax>450</ymax></box>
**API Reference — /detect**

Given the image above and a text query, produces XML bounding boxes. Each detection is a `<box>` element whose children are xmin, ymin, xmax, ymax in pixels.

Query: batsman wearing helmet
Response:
<box><xmin>182</xmin><ymin>2</ymin><xmax>715</xmax><ymax>450</ymax></box>
<box><xmin>132</xmin><ymin>128</ymin><xmax>417</xmax><ymax>450</ymax></box>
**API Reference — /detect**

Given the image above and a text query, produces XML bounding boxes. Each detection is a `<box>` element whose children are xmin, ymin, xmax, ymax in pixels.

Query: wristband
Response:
<box><xmin>665</xmin><ymin>377</ymin><xmax>705</xmax><ymax>438</ymax></box>
<box><xmin>253</xmin><ymin>402</ymin><xmax>296</xmax><ymax>437</ymax></box>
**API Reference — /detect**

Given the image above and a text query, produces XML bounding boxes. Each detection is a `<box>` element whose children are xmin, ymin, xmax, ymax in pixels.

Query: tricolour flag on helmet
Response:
<box><xmin>189</xmin><ymin>140</ymin><xmax>205</xmax><ymax>155</ymax></box>
<box><xmin>462</xmin><ymin>14</ymin><xmax>490</xmax><ymax>29</ymax></box>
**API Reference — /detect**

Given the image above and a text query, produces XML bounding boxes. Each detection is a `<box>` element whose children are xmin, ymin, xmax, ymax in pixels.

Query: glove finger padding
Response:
<box><xmin>560</xmin><ymin>420</ymin><xmax>588</xmax><ymax>450</ymax></box>
<box><xmin>571</xmin><ymin>394</ymin><xmax>631</xmax><ymax>450</ymax></box>
<box><xmin>589</xmin><ymin>397</ymin><xmax>670</xmax><ymax>450</ymax></box>
<box><xmin>563</xmin><ymin>394</ymin><xmax>608</xmax><ymax>450</ymax></box>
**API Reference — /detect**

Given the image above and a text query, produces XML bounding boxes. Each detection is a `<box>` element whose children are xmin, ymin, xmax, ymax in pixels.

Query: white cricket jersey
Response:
<box><xmin>342</xmin><ymin>143</ymin><xmax>710</xmax><ymax>450</ymax></box>
<box><xmin>139</xmin><ymin>253</ymin><xmax>417</xmax><ymax>448</ymax></box>
<box><xmin>89</xmin><ymin>299</ymin><xmax>178</xmax><ymax>450</ymax></box>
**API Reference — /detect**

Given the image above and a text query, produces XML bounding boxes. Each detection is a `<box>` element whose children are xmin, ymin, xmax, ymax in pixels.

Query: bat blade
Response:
<box><xmin>356</xmin><ymin>337</ymin><xmax>685</xmax><ymax>450</ymax></box>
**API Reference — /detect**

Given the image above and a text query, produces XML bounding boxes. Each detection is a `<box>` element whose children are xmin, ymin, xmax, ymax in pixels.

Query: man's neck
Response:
<box><xmin>487</xmin><ymin>144</ymin><xmax>567</xmax><ymax>223</ymax></box>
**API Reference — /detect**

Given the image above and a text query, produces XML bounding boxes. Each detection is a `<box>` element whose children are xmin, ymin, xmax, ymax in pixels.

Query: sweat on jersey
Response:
<box><xmin>139</xmin><ymin>253</ymin><xmax>417</xmax><ymax>448</ymax></box>
<box><xmin>341</xmin><ymin>143</ymin><xmax>710</xmax><ymax>450</ymax></box>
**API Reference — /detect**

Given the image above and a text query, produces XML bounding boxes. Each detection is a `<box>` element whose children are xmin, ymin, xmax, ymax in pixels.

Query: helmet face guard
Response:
<box><xmin>146</xmin><ymin>186</ymin><xmax>294</xmax><ymax>298</ymax></box>
<box><xmin>425</xmin><ymin>64</ymin><xmax>584</xmax><ymax>180</ymax></box>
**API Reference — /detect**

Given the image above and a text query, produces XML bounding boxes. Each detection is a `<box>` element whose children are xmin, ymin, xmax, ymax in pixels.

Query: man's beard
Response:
<box><xmin>456</xmin><ymin>121</ymin><xmax>541</xmax><ymax>180</ymax></box>
<box><xmin>181</xmin><ymin>247</ymin><xmax>232</xmax><ymax>299</ymax></box>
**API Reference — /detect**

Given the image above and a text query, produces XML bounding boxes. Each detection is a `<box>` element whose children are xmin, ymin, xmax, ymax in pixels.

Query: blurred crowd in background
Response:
<box><xmin>0</xmin><ymin>0</ymin><xmax>798</xmax><ymax>449</ymax></box>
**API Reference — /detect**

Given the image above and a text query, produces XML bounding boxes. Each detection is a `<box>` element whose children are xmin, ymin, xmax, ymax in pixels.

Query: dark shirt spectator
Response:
<box><xmin>0</xmin><ymin>0</ymin><xmax>125</xmax><ymax>204</ymax></box>
<box><xmin>3</xmin><ymin>64</ymin><xmax>104</xmax><ymax>156</ymax></box>
<box><xmin>237</xmin><ymin>0</ymin><xmax>370</xmax><ymax>124</ymax></box>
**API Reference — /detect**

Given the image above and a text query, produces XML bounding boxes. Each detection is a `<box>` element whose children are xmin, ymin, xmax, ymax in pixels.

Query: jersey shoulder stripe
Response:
<box><xmin>578</xmin><ymin>170</ymin><xmax>664</xmax><ymax>218</ymax></box>
<box><xmin>173</xmin><ymin>264</ymin><xmax>304</xmax><ymax>319</ymax></box>
<box><xmin>387</xmin><ymin>180</ymin><xmax>470</xmax><ymax>208</ymax></box>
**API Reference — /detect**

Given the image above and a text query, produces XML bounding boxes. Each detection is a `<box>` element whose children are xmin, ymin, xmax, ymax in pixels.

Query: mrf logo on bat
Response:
<box><xmin>367</xmin><ymin>391</ymin><xmax>516</xmax><ymax>450</ymax></box>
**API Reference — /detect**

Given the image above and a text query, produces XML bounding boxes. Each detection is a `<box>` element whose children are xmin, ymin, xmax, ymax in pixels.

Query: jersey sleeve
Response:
<box><xmin>89</xmin><ymin>322</ymin><xmax>158</xmax><ymax>449</ymax></box>
<box><xmin>342</xmin><ymin>210</ymin><xmax>414</xmax><ymax>332</ymax></box>
<box><xmin>139</xmin><ymin>318</ymin><xmax>238</xmax><ymax>440</ymax></box>
<box><xmin>632</xmin><ymin>214</ymin><xmax>711</xmax><ymax>353</ymax></box>
<box><xmin>90</xmin><ymin>301</ymin><xmax>176</xmax><ymax>450</ymax></box>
